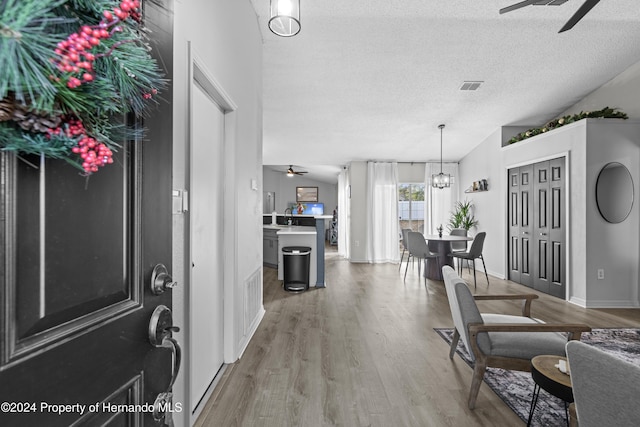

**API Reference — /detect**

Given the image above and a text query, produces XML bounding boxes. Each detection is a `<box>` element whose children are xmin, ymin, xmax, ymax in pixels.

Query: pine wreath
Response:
<box><xmin>0</xmin><ymin>0</ymin><xmax>166</xmax><ymax>174</ymax></box>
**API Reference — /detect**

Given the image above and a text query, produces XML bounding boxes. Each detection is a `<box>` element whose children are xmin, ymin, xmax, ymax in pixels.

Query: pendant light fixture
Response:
<box><xmin>431</xmin><ymin>124</ymin><xmax>451</xmax><ymax>189</ymax></box>
<box><xmin>269</xmin><ymin>0</ymin><xmax>301</xmax><ymax>37</ymax></box>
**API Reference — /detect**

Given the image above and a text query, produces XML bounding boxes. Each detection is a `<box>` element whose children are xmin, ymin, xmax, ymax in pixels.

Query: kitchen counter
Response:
<box><xmin>263</xmin><ymin>225</ymin><xmax>317</xmax><ymax>235</ymax></box>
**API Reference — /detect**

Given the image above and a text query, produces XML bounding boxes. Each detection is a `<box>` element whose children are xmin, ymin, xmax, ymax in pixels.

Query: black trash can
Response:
<box><xmin>282</xmin><ymin>246</ymin><xmax>311</xmax><ymax>292</ymax></box>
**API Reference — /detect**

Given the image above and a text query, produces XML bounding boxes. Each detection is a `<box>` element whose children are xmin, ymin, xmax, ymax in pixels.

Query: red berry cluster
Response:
<box><xmin>143</xmin><ymin>88</ymin><xmax>158</xmax><ymax>99</ymax></box>
<box><xmin>108</xmin><ymin>0</ymin><xmax>141</xmax><ymax>22</ymax></box>
<box><xmin>52</xmin><ymin>1</ymin><xmax>141</xmax><ymax>89</ymax></box>
<box><xmin>47</xmin><ymin>118</ymin><xmax>114</xmax><ymax>174</ymax></box>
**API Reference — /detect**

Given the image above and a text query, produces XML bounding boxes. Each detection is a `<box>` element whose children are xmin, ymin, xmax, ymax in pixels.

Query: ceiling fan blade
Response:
<box><xmin>558</xmin><ymin>0</ymin><xmax>601</xmax><ymax>33</ymax></box>
<box><xmin>499</xmin><ymin>0</ymin><xmax>540</xmax><ymax>14</ymax></box>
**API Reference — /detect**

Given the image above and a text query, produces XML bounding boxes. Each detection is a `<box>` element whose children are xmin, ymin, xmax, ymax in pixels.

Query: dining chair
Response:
<box><xmin>449</xmin><ymin>228</ymin><xmax>467</xmax><ymax>271</ymax></box>
<box><xmin>450</xmin><ymin>231</ymin><xmax>489</xmax><ymax>288</ymax></box>
<box><xmin>404</xmin><ymin>231</ymin><xmax>439</xmax><ymax>281</ymax></box>
<box><xmin>398</xmin><ymin>228</ymin><xmax>411</xmax><ymax>271</ymax></box>
<box><xmin>449</xmin><ymin>228</ymin><xmax>468</xmax><ymax>252</ymax></box>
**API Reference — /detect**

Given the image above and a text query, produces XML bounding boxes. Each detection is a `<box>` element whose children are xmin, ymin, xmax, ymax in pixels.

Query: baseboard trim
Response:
<box><xmin>569</xmin><ymin>297</ymin><xmax>640</xmax><ymax>308</ymax></box>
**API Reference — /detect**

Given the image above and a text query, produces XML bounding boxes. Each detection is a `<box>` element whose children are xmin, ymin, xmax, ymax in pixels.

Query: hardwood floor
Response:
<box><xmin>195</xmin><ymin>247</ymin><xmax>640</xmax><ymax>426</ymax></box>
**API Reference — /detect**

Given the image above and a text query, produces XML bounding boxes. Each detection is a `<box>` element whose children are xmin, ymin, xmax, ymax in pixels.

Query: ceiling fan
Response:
<box><xmin>500</xmin><ymin>0</ymin><xmax>601</xmax><ymax>33</ymax></box>
<box><xmin>286</xmin><ymin>165</ymin><xmax>308</xmax><ymax>177</ymax></box>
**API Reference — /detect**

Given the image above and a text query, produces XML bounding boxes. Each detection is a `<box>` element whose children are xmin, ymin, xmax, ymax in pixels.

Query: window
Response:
<box><xmin>398</xmin><ymin>183</ymin><xmax>425</xmax><ymax>232</ymax></box>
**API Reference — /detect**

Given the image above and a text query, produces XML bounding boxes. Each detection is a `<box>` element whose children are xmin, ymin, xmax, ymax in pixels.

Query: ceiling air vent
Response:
<box><xmin>459</xmin><ymin>81</ymin><xmax>483</xmax><ymax>91</ymax></box>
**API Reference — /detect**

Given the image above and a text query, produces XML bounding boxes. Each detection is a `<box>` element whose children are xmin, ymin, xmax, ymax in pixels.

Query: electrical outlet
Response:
<box><xmin>597</xmin><ymin>269</ymin><xmax>604</xmax><ymax>280</ymax></box>
<box><xmin>355</xmin><ymin>240</ymin><xmax>360</xmax><ymax>247</ymax></box>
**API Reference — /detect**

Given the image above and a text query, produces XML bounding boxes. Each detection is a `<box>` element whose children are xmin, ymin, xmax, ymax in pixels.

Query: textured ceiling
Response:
<box><xmin>251</xmin><ymin>0</ymin><xmax>640</xmax><ymax>183</ymax></box>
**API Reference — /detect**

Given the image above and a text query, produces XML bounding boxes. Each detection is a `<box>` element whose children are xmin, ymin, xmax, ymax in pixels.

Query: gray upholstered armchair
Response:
<box><xmin>442</xmin><ymin>266</ymin><xmax>591</xmax><ymax>409</ymax></box>
<box><xmin>566</xmin><ymin>340</ymin><xmax>640</xmax><ymax>427</ymax></box>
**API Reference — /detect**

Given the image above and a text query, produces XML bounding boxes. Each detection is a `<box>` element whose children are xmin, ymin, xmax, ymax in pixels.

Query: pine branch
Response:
<box><xmin>94</xmin><ymin>28</ymin><xmax>167</xmax><ymax>116</ymax></box>
<box><xmin>0</xmin><ymin>0</ymin><xmax>71</xmax><ymax>108</ymax></box>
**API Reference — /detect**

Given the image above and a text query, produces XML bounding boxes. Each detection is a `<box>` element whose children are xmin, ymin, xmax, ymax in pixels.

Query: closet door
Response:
<box><xmin>519</xmin><ymin>165</ymin><xmax>533</xmax><ymax>287</ymax></box>
<box><xmin>533</xmin><ymin>158</ymin><xmax>565</xmax><ymax>296</ymax></box>
<box><xmin>508</xmin><ymin>165</ymin><xmax>533</xmax><ymax>287</ymax></box>
<box><xmin>509</xmin><ymin>157</ymin><xmax>565</xmax><ymax>297</ymax></box>
<box><xmin>547</xmin><ymin>158</ymin><xmax>566</xmax><ymax>298</ymax></box>
<box><xmin>533</xmin><ymin>161</ymin><xmax>551</xmax><ymax>293</ymax></box>
<box><xmin>508</xmin><ymin>167</ymin><xmax>521</xmax><ymax>283</ymax></box>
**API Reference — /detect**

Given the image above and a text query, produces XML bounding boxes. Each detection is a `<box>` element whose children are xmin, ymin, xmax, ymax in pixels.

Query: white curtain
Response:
<box><xmin>425</xmin><ymin>162</ymin><xmax>459</xmax><ymax>235</ymax></box>
<box><xmin>337</xmin><ymin>167</ymin><xmax>350</xmax><ymax>259</ymax></box>
<box><xmin>366</xmin><ymin>162</ymin><xmax>400</xmax><ymax>263</ymax></box>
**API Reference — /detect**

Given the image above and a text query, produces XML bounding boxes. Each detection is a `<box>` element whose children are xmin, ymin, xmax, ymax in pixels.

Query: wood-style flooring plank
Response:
<box><xmin>195</xmin><ymin>247</ymin><xmax>640</xmax><ymax>426</ymax></box>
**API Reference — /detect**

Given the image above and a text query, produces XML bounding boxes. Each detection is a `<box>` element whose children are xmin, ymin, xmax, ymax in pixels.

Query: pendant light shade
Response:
<box><xmin>432</xmin><ymin>124</ymin><xmax>451</xmax><ymax>189</ymax></box>
<box><xmin>269</xmin><ymin>0</ymin><xmax>301</xmax><ymax>37</ymax></box>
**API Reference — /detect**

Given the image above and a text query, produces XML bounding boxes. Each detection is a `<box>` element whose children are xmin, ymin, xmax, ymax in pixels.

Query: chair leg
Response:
<box><xmin>468</xmin><ymin>360</ymin><xmax>487</xmax><ymax>409</ymax></box>
<box><xmin>399</xmin><ymin>248</ymin><xmax>405</xmax><ymax>271</ymax></box>
<box><xmin>449</xmin><ymin>328</ymin><xmax>460</xmax><ymax>359</ymax></box>
<box><xmin>472</xmin><ymin>259</ymin><xmax>477</xmax><ymax>289</ymax></box>
<box><xmin>480</xmin><ymin>255</ymin><xmax>489</xmax><ymax>285</ymax></box>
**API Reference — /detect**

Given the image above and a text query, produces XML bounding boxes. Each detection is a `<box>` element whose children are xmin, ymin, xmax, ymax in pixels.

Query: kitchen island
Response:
<box><xmin>263</xmin><ymin>214</ymin><xmax>332</xmax><ymax>287</ymax></box>
<box><xmin>263</xmin><ymin>225</ymin><xmax>317</xmax><ymax>287</ymax></box>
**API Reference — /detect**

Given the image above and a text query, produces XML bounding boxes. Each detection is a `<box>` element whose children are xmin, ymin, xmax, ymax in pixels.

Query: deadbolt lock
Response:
<box><xmin>151</xmin><ymin>264</ymin><xmax>177</xmax><ymax>295</ymax></box>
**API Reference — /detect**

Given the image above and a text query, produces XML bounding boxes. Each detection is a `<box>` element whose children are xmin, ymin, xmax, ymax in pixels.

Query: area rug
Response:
<box><xmin>434</xmin><ymin>328</ymin><xmax>640</xmax><ymax>426</ymax></box>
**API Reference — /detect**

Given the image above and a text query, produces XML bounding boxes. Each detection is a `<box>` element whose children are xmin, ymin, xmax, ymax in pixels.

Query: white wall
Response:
<box><xmin>262</xmin><ymin>168</ymin><xmax>337</xmax><ymax>214</ymax></box>
<box><xmin>456</xmin><ymin>128</ymin><xmax>506</xmax><ymax>279</ymax></box>
<box><xmin>562</xmin><ymin>60</ymin><xmax>640</xmax><ymax>119</ymax></box>
<box><xmin>349</xmin><ymin>162</ymin><xmax>368</xmax><ymax>262</ymax></box>
<box><xmin>172</xmin><ymin>1</ymin><xmax>263</xmax><ymax>426</ymax></box>
<box><xmin>458</xmin><ymin>57</ymin><xmax>640</xmax><ymax>308</ymax></box>
<box><xmin>398</xmin><ymin>162</ymin><xmax>426</xmax><ymax>182</ymax></box>
<box><xmin>584</xmin><ymin>121</ymin><xmax>640</xmax><ymax>306</ymax></box>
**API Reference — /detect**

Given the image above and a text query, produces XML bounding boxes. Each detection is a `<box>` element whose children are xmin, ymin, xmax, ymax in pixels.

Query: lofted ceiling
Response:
<box><xmin>251</xmin><ymin>0</ymin><xmax>640</xmax><ymax>183</ymax></box>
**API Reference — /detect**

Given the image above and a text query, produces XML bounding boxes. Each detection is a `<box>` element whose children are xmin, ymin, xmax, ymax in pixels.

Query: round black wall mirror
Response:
<box><xmin>596</xmin><ymin>162</ymin><xmax>634</xmax><ymax>223</ymax></box>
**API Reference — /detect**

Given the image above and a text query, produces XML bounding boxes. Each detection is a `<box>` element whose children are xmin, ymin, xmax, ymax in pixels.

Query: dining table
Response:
<box><xmin>422</xmin><ymin>234</ymin><xmax>473</xmax><ymax>281</ymax></box>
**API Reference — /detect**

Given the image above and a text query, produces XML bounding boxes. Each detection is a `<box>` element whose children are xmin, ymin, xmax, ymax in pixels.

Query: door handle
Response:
<box><xmin>540</xmin><ymin>232</ymin><xmax>547</xmax><ymax>236</ymax></box>
<box><xmin>148</xmin><ymin>305</ymin><xmax>182</xmax><ymax>424</ymax></box>
<box><xmin>522</xmin><ymin>231</ymin><xmax>529</xmax><ymax>235</ymax></box>
<box><xmin>151</xmin><ymin>264</ymin><xmax>178</xmax><ymax>295</ymax></box>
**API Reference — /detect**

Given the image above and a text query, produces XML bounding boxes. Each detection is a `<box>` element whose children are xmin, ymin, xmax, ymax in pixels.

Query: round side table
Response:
<box><xmin>527</xmin><ymin>355</ymin><xmax>573</xmax><ymax>427</ymax></box>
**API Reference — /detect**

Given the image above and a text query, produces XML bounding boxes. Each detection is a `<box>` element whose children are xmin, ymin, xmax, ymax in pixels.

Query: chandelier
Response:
<box><xmin>431</xmin><ymin>124</ymin><xmax>451</xmax><ymax>189</ymax></box>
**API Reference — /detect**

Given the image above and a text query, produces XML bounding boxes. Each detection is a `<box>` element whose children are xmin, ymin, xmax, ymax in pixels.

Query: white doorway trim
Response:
<box><xmin>184</xmin><ymin>42</ymin><xmax>238</xmax><ymax>425</ymax></box>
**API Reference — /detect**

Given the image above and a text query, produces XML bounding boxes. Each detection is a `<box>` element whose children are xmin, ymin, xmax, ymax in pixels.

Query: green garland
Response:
<box><xmin>507</xmin><ymin>107</ymin><xmax>628</xmax><ymax>145</ymax></box>
<box><xmin>0</xmin><ymin>0</ymin><xmax>166</xmax><ymax>174</ymax></box>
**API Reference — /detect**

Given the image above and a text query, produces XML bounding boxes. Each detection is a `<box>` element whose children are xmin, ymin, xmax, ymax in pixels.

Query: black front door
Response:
<box><xmin>0</xmin><ymin>1</ymin><xmax>175</xmax><ymax>425</ymax></box>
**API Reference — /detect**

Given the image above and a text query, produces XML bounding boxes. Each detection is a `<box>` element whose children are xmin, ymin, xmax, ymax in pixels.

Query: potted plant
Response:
<box><xmin>447</xmin><ymin>200</ymin><xmax>478</xmax><ymax>233</ymax></box>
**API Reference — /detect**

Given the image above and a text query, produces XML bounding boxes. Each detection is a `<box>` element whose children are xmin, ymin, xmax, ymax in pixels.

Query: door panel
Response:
<box><xmin>0</xmin><ymin>1</ymin><xmax>174</xmax><ymax>425</ymax></box>
<box><xmin>508</xmin><ymin>168</ymin><xmax>520</xmax><ymax>282</ymax></box>
<box><xmin>548</xmin><ymin>158</ymin><xmax>566</xmax><ymax>298</ymax></box>
<box><xmin>6</xmin><ymin>152</ymin><xmax>138</xmax><ymax>364</ymax></box>
<box><xmin>508</xmin><ymin>165</ymin><xmax>533</xmax><ymax>287</ymax></box>
<box><xmin>519</xmin><ymin>165</ymin><xmax>533</xmax><ymax>287</ymax></box>
<box><xmin>190</xmin><ymin>82</ymin><xmax>225</xmax><ymax>411</ymax></box>
<box><xmin>533</xmin><ymin>161</ymin><xmax>550</xmax><ymax>294</ymax></box>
